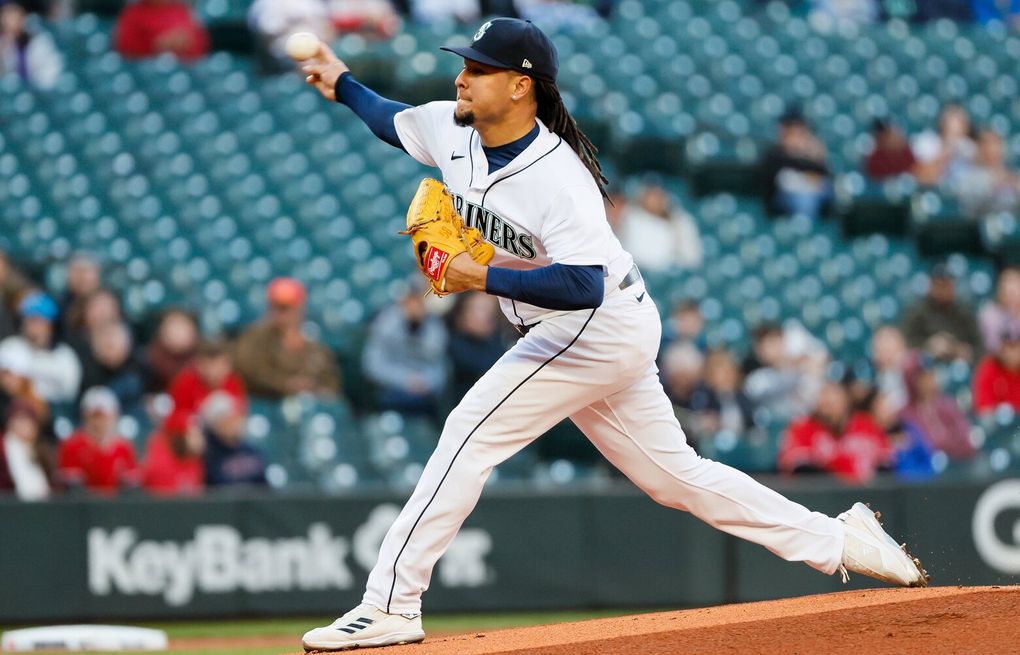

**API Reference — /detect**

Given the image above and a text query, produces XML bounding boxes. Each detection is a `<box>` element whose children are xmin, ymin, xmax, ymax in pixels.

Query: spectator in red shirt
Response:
<box><xmin>114</xmin><ymin>0</ymin><xmax>210</xmax><ymax>62</ymax></box>
<box><xmin>139</xmin><ymin>426</ymin><xmax>204</xmax><ymax>496</ymax></box>
<box><xmin>865</xmin><ymin>118</ymin><xmax>917</xmax><ymax>181</ymax></box>
<box><xmin>57</xmin><ymin>386</ymin><xmax>138</xmax><ymax>493</ymax></box>
<box><xmin>164</xmin><ymin>338</ymin><xmax>246</xmax><ymax>439</ymax></box>
<box><xmin>973</xmin><ymin>324</ymin><xmax>1020</xmax><ymax>415</ymax></box>
<box><xmin>779</xmin><ymin>381</ymin><xmax>893</xmax><ymax>484</ymax></box>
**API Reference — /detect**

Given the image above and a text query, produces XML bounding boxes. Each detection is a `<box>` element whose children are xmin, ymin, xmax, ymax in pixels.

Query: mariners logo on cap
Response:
<box><xmin>473</xmin><ymin>20</ymin><xmax>492</xmax><ymax>41</ymax></box>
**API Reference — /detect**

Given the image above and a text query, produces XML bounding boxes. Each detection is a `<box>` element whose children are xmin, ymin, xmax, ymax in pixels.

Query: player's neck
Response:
<box><xmin>475</xmin><ymin>114</ymin><xmax>538</xmax><ymax>148</ymax></box>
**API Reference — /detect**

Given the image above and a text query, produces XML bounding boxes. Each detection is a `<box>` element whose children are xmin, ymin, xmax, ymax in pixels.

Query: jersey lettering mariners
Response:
<box><xmin>393</xmin><ymin>101</ymin><xmax>634</xmax><ymax>325</ymax></box>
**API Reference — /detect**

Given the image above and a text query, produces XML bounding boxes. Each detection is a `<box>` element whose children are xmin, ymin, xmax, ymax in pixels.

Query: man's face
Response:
<box><xmin>940</xmin><ymin>106</ymin><xmax>970</xmax><ymax>139</ymax></box>
<box><xmin>639</xmin><ymin>185</ymin><xmax>669</xmax><ymax>217</ymax></box>
<box><xmin>84</xmin><ymin>292</ymin><xmax>121</xmax><ymax>330</ymax></box>
<box><xmin>22</xmin><ymin>316</ymin><xmax>52</xmax><ymax>348</ymax></box>
<box><xmin>706</xmin><ymin>355</ymin><xmax>739</xmax><ymax>393</ymax></box>
<box><xmin>976</xmin><ymin>131</ymin><xmax>1004</xmax><ymax>168</ymax></box>
<box><xmin>815</xmin><ymin>383</ymin><xmax>849</xmax><ymax>424</ymax></box>
<box><xmin>68</xmin><ymin>260</ymin><xmax>101</xmax><ymax>296</ymax></box>
<box><xmin>675</xmin><ymin>307</ymin><xmax>704</xmax><ymax>339</ymax></box>
<box><xmin>211</xmin><ymin>411</ymin><xmax>246</xmax><ymax>444</ymax></box>
<box><xmin>916</xmin><ymin>369</ymin><xmax>938</xmax><ymax>398</ymax></box>
<box><xmin>91</xmin><ymin>325</ymin><xmax>131</xmax><ymax>368</ymax></box>
<box><xmin>929</xmin><ymin>277</ymin><xmax>955</xmax><ymax>304</ymax></box>
<box><xmin>457</xmin><ymin>293</ymin><xmax>496</xmax><ymax>338</ymax></box>
<box><xmin>197</xmin><ymin>354</ymin><xmax>231</xmax><ymax>387</ymax></box>
<box><xmin>779</xmin><ymin>123</ymin><xmax>809</xmax><ymax>149</ymax></box>
<box><xmin>1</xmin><ymin>3</ymin><xmax>26</xmax><ymax>36</ymax></box>
<box><xmin>6</xmin><ymin>413</ymin><xmax>37</xmax><ymax>443</ymax></box>
<box><xmin>0</xmin><ymin>370</ymin><xmax>20</xmax><ymax>394</ymax></box>
<box><xmin>876</xmin><ymin>126</ymin><xmax>905</xmax><ymax>152</ymax></box>
<box><xmin>756</xmin><ymin>332</ymin><xmax>784</xmax><ymax>367</ymax></box>
<box><xmin>871</xmin><ymin>327</ymin><xmax>906</xmax><ymax>370</ymax></box>
<box><xmin>158</xmin><ymin>313</ymin><xmax>198</xmax><ymax>354</ymax></box>
<box><xmin>84</xmin><ymin>410</ymin><xmax>117</xmax><ymax>439</ymax></box>
<box><xmin>998</xmin><ymin>269</ymin><xmax>1020</xmax><ymax>311</ymax></box>
<box><xmin>454</xmin><ymin>60</ymin><xmax>523</xmax><ymax>127</ymax></box>
<box><xmin>1001</xmin><ymin>340</ymin><xmax>1020</xmax><ymax>369</ymax></box>
<box><xmin>401</xmin><ymin>293</ymin><xmax>427</xmax><ymax>323</ymax></box>
<box><xmin>268</xmin><ymin>302</ymin><xmax>302</xmax><ymax>330</ymax></box>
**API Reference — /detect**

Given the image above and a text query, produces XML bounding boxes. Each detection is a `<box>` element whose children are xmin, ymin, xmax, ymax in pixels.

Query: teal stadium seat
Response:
<box><xmin>0</xmin><ymin>0</ymin><xmax>1009</xmax><ymax>486</ymax></box>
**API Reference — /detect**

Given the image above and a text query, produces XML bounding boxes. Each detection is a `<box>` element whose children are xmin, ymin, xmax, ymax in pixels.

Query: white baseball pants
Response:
<box><xmin>362</xmin><ymin>283</ymin><xmax>845</xmax><ymax>614</ymax></box>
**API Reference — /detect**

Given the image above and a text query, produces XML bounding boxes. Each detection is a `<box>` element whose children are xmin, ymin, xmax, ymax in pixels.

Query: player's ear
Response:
<box><xmin>511</xmin><ymin>74</ymin><xmax>532</xmax><ymax>101</ymax></box>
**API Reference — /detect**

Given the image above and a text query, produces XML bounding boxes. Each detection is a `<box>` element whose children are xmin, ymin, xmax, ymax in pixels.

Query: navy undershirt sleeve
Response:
<box><xmin>485</xmin><ymin>264</ymin><xmax>605</xmax><ymax>311</ymax></box>
<box><xmin>334</xmin><ymin>72</ymin><xmax>409</xmax><ymax>150</ymax></box>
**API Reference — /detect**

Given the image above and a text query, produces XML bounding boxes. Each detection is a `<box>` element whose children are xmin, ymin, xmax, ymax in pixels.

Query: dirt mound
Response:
<box><xmin>311</xmin><ymin>586</ymin><xmax>1017</xmax><ymax>655</ymax></box>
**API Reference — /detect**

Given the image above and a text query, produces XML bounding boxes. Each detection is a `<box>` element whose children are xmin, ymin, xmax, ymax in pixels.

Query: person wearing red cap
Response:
<box><xmin>233</xmin><ymin>277</ymin><xmax>341</xmax><ymax>399</ymax></box>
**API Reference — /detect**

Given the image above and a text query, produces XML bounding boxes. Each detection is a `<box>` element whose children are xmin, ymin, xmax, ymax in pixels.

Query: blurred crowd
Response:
<box><xmin>0</xmin><ymin>250</ymin><xmax>342</xmax><ymax>499</ymax></box>
<box><xmin>758</xmin><ymin>103</ymin><xmax>1020</xmax><ymax>224</ymax></box>
<box><xmin>2</xmin><ymin>240</ymin><xmax>1018</xmax><ymax>500</ymax></box>
<box><xmin>6</xmin><ymin>0</ymin><xmax>1020</xmax><ymax>89</ymax></box>
<box><xmin>652</xmin><ymin>258</ymin><xmax>1020</xmax><ymax>485</ymax></box>
<box><xmin>2</xmin><ymin>0</ymin><xmax>1020</xmax><ymax>502</ymax></box>
<box><xmin>0</xmin><ymin>248</ymin><xmax>525</xmax><ymax>500</ymax></box>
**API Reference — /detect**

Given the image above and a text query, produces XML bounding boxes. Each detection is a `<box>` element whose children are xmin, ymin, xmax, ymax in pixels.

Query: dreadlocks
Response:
<box><xmin>534</xmin><ymin>79</ymin><xmax>609</xmax><ymax>199</ymax></box>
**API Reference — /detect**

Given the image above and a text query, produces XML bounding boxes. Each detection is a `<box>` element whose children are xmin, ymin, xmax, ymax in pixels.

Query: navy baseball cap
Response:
<box><xmin>440</xmin><ymin>18</ymin><xmax>558</xmax><ymax>83</ymax></box>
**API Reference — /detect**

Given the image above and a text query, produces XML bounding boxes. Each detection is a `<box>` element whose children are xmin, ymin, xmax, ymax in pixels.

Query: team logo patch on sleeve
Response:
<box><xmin>424</xmin><ymin>246</ymin><xmax>450</xmax><ymax>281</ymax></box>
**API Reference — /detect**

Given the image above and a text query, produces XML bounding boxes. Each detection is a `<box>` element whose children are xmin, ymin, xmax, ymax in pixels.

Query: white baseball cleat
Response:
<box><xmin>302</xmin><ymin>604</ymin><xmax>425</xmax><ymax>652</ymax></box>
<box><xmin>837</xmin><ymin>502</ymin><xmax>930</xmax><ymax>587</ymax></box>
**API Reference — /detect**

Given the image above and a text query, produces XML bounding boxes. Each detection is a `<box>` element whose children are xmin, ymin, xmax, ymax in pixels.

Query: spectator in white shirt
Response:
<box><xmin>0</xmin><ymin>0</ymin><xmax>62</xmax><ymax>89</ymax></box>
<box><xmin>617</xmin><ymin>178</ymin><xmax>703</xmax><ymax>272</ymax></box>
<box><xmin>911</xmin><ymin>103</ymin><xmax>975</xmax><ymax>188</ymax></box>
<box><xmin>0</xmin><ymin>292</ymin><xmax>82</xmax><ymax>404</ymax></box>
<box><xmin>248</xmin><ymin>0</ymin><xmax>335</xmax><ymax>74</ymax></box>
<box><xmin>411</xmin><ymin>0</ymin><xmax>479</xmax><ymax>25</ymax></box>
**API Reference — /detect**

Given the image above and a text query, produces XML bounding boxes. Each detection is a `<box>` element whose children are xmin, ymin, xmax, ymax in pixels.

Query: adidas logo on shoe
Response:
<box><xmin>336</xmin><ymin>617</ymin><xmax>374</xmax><ymax>635</ymax></box>
<box><xmin>303</xmin><ymin>604</ymin><xmax>425</xmax><ymax>651</ymax></box>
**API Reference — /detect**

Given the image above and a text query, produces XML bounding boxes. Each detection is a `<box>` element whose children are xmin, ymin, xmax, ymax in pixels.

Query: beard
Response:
<box><xmin>454</xmin><ymin>108</ymin><xmax>475</xmax><ymax>126</ymax></box>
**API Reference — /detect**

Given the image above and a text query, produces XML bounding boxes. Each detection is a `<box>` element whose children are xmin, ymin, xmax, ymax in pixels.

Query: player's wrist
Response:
<box><xmin>333</xmin><ymin>68</ymin><xmax>353</xmax><ymax>102</ymax></box>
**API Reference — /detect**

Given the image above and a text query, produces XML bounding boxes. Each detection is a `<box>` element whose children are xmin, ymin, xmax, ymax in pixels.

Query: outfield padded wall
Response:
<box><xmin>2</xmin><ymin>477</ymin><xmax>1018</xmax><ymax>621</ymax></box>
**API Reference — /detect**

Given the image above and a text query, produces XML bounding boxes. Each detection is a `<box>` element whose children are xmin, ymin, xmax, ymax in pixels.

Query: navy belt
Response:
<box><xmin>515</xmin><ymin>265</ymin><xmax>642</xmax><ymax>336</ymax></box>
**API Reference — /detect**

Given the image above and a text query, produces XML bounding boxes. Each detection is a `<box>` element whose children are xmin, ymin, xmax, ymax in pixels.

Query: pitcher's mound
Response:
<box><xmin>310</xmin><ymin>585</ymin><xmax>1018</xmax><ymax>655</ymax></box>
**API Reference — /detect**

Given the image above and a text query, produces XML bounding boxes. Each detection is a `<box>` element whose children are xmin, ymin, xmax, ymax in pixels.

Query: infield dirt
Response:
<box><xmin>294</xmin><ymin>585</ymin><xmax>1018</xmax><ymax>655</ymax></box>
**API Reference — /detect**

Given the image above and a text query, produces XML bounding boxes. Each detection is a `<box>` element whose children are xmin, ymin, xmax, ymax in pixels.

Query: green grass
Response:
<box><xmin>2</xmin><ymin>609</ymin><xmax>639</xmax><ymax>655</ymax></box>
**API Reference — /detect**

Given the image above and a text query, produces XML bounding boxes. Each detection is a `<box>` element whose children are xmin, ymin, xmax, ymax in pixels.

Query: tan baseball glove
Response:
<box><xmin>400</xmin><ymin>178</ymin><xmax>495</xmax><ymax>296</ymax></box>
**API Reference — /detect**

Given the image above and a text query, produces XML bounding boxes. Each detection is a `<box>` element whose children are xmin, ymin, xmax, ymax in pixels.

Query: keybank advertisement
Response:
<box><xmin>1</xmin><ymin>479</ymin><xmax>1018</xmax><ymax>621</ymax></box>
<box><xmin>87</xmin><ymin>506</ymin><xmax>493</xmax><ymax>607</ymax></box>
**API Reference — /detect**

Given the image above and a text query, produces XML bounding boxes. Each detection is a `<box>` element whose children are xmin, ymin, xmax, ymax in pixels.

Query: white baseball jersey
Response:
<box><xmin>356</xmin><ymin>100</ymin><xmax>846</xmax><ymax>618</ymax></box>
<box><xmin>393</xmin><ymin>101</ymin><xmax>634</xmax><ymax>326</ymax></box>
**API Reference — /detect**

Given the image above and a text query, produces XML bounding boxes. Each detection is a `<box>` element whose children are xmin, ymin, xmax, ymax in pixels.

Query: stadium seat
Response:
<box><xmin>0</xmin><ymin>1</ymin><xmax>1009</xmax><ymax>489</ymax></box>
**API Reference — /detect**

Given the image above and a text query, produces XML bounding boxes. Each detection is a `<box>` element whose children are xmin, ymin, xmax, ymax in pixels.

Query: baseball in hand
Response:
<box><xmin>285</xmin><ymin>32</ymin><xmax>320</xmax><ymax>61</ymax></box>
